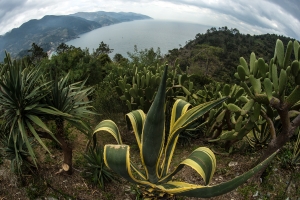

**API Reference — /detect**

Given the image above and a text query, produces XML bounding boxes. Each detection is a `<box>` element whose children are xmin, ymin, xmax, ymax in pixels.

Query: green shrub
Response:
<box><xmin>92</xmin><ymin>82</ymin><xmax>128</xmax><ymax>120</ymax></box>
<box><xmin>82</xmin><ymin>145</ymin><xmax>117</xmax><ymax>189</ymax></box>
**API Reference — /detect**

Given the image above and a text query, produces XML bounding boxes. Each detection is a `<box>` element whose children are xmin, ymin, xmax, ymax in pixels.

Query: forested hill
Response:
<box><xmin>0</xmin><ymin>11</ymin><xmax>151</xmax><ymax>61</ymax></box>
<box><xmin>0</xmin><ymin>15</ymin><xmax>101</xmax><ymax>60</ymax></box>
<box><xmin>165</xmin><ymin>27</ymin><xmax>298</xmax><ymax>83</ymax></box>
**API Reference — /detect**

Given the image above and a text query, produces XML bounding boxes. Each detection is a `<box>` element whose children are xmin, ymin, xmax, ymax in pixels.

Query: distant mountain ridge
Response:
<box><xmin>0</xmin><ymin>11</ymin><xmax>152</xmax><ymax>61</ymax></box>
<box><xmin>70</xmin><ymin>11</ymin><xmax>151</xmax><ymax>25</ymax></box>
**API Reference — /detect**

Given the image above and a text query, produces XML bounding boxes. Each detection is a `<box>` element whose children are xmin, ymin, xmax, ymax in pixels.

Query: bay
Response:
<box><xmin>66</xmin><ymin>19</ymin><xmax>210</xmax><ymax>58</ymax></box>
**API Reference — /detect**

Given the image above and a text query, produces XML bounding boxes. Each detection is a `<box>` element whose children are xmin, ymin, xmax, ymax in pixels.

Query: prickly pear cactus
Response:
<box><xmin>189</xmin><ymin>82</ymin><xmax>257</xmax><ymax>146</ymax></box>
<box><xmin>204</xmin><ymin>84</ymin><xmax>259</xmax><ymax>142</ymax></box>
<box><xmin>188</xmin><ymin>39</ymin><xmax>300</xmax><ymax>154</ymax></box>
<box><xmin>114</xmin><ymin>64</ymin><xmax>197</xmax><ymax>112</ymax></box>
<box><xmin>230</xmin><ymin>39</ymin><xmax>300</xmax><ymax>147</ymax></box>
<box><xmin>235</xmin><ymin>39</ymin><xmax>300</xmax><ymax>108</ymax></box>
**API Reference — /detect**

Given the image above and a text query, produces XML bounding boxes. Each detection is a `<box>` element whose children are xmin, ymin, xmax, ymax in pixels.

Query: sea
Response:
<box><xmin>66</xmin><ymin>19</ymin><xmax>210</xmax><ymax>58</ymax></box>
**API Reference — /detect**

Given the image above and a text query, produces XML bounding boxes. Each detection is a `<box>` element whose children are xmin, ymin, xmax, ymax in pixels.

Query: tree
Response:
<box><xmin>0</xmin><ymin>52</ymin><xmax>56</xmax><ymax>172</ymax></box>
<box><xmin>28</xmin><ymin>43</ymin><xmax>48</xmax><ymax>64</ymax></box>
<box><xmin>112</xmin><ymin>53</ymin><xmax>127</xmax><ymax>63</ymax></box>
<box><xmin>93</xmin><ymin>41</ymin><xmax>113</xmax><ymax>57</ymax></box>
<box><xmin>166</xmin><ymin>48</ymin><xmax>180</xmax><ymax>66</ymax></box>
<box><xmin>127</xmin><ymin>45</ymin><xmax>162</xmax><ymax>67</ymax></box>
<box><xmin>191</xmin><ymin>44</ymin><xmax>223</xmax><ymax>76</ymax></box>
<box><xmin>56</xmin><ymin>43</ymin><xmax>71</xmax><ymax>54</ymax></box>
<box><xmin>0</xmin><ymin>52</ymin><xmax>94</xmax><ymax>174</ymax></box>
<box><xmin>43</xmin><ymin>73</ymin><xmax>94</xmax><ymax>174</ymax></box>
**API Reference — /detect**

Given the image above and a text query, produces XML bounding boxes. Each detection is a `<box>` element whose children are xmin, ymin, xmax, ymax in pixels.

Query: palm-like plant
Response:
<box><xmin>43</xmin><ymin>73</ymin><xmax>94</xmax><ymax>174</ymax></box>
<box><xmin>0</xmin><ymin>53</ymin><xmax>56</xmax><ymax>166</ymax></box>
<box><xmin>0</xmin><ymin>52</ymin><xmax>95</xmax><ymax>174</ymax></box>
<box><xmin>93</xmin><ymin>65</ymin><xmax>277</xmax><ymax>199</ymax></box>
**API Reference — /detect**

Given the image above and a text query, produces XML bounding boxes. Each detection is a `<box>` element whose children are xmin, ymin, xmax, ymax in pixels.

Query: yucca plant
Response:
<box><xmin>0</xmin><ymin>53</ymin><xmax>57</xmax><ymax>167</ymax></box>
<box><xmin>0</xmin><ymin>122</ymin><xmax>34</xmax><ymax>174</ymax></box>
<box><xmin>3</xmin><ymin>128</ymin><xmax>35</xmax><ymax>174</ymax></box>
<box><xmin>0</xmin><ymin>52</ymin><xmax>94</xmax><ymax>175</ymax></box>
<box><xmin>43</xmin><ymin>73</ymin><xmax>95</xmax><ymax>174</ymax></box>
<box><xmin>93</xmin><ymin>65</ymin><xmax>277</xmax><ymax>199</ymax></box>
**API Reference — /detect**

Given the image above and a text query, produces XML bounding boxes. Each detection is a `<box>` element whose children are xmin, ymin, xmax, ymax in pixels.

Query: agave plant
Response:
<box><xmin>94</xmin><ymin>65</ymin><xmax>277</xmax><ymax>198</ymax></box>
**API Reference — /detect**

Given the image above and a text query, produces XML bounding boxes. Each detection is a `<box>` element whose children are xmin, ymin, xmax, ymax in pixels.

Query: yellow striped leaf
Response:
<box><xmin>94</xmin><ymin>120</ymin><xmax>123</xmax><ymax>144</ymax></box>
<box><xmin>125</xmin><ymin>109</ymin><xmax>146</xmax><ymax>150</ymax></box>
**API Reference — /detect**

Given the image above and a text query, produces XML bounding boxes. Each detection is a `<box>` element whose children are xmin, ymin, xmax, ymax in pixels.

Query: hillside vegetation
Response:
<box><xmin>0</xmin><ymin>27</ymin><xmax>300</xmax><ymax>199</ymax></box>
<box><xmin>166</xmin><ymin>26</ymin><xmax>296</xmax><ymax>82</ymax></box>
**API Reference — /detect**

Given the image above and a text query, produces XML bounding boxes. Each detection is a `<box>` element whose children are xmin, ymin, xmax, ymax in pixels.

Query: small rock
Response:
<box><xmin>214</xmin><ymin>176</ymin><xmax>223</xmax><ymax>181</ymax></box>
<box><xmin>228</xmin><ymin>161</ymin><xmax>238</xmax><ymax>167</ymax></box>
<box><xmin>253</xmin><ymin>191</ymin><xmax>259</xmax><ymax>197</ymax></box>
<box><xmin>219</xmin><ymin>176</ymin><xmax>223</xmax><ymax>181</ymax></box>
<box><xmin>46</xmin><ymin>197</ymin><xmax>58</xmax><ymax>200</ymax></box>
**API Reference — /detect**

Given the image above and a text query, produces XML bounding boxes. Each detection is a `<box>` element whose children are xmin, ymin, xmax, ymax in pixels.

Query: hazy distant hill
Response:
<box><xmin>0</xmin><ymin>11</ymin><xmax>152</xmax><ymax>61</ymax></box>
<box><xmin>70</xmin><ymin>11</ymin><xmax>151</xmax><ymax>26</ymax></box>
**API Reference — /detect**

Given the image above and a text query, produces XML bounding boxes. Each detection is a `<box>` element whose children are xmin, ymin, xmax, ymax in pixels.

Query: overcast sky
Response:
<box><xmin>0</xmin><ymin>0</ymin><xmax>299</xmax><ymax>40</ymax></box>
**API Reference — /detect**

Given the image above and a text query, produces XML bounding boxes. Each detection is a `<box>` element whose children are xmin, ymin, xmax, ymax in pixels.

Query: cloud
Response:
<box><xmin>0</xmin><ymin>0</ymin><xmax>299</xmax><ymax>40</ymax></box>
<box><xmin>158</xmin><ymin>0</ymin><xmax>300</xmax><ymax>39</ymax></box>
<box><xmin>266</xmin><ymin>0</ymin><xmax>300</xmax><ymax>20</ymax></box>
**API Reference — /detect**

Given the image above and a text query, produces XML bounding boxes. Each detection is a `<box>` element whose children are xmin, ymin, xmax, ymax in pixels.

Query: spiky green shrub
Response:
<box><xmin>0</xmin><ymin>53</ymin><xmax>55</xmax><ymax>168</ymax></box>
<box><xmin>93</xmin><ymin>65</ymin><xmax>277</xmax><ymax>199</ymax></box>
<box><xmin>92</xmin><ymin>81</ymin><xmax>128</xmax><ymax>120</ymax></box>
<box><xmin>83</xmin><ymin>145</ymin><xmax>117</xmax><ymax>189</ymax></box>
<box><xmin>0</xmin><ymin>52</ymin><xmax>95</xmax><ymax>175</ymax></box>
<box><xmin>1</xmin><ymin>127</ymin><xmax>35</xmax><ymax>174</ymax></box>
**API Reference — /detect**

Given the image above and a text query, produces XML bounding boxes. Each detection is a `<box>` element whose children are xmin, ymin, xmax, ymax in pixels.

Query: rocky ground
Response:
<box><xmin>0</xmin><ymin>122</ymin><xmax>300</xmax><ymax>200</ymax></box>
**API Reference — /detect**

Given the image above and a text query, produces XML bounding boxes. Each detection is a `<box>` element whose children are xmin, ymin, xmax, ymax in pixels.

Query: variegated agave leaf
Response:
<box><xmin>93</xmin><ymin>65</ymin><xmax>277</xmax><ymax>198</ymax></box>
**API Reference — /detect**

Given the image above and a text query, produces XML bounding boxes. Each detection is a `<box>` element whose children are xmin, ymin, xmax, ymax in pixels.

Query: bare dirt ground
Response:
<box><xmin>0</xmin><ymin>118</ymin><xmax>299</xmax><ymax>200</ymax></box>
